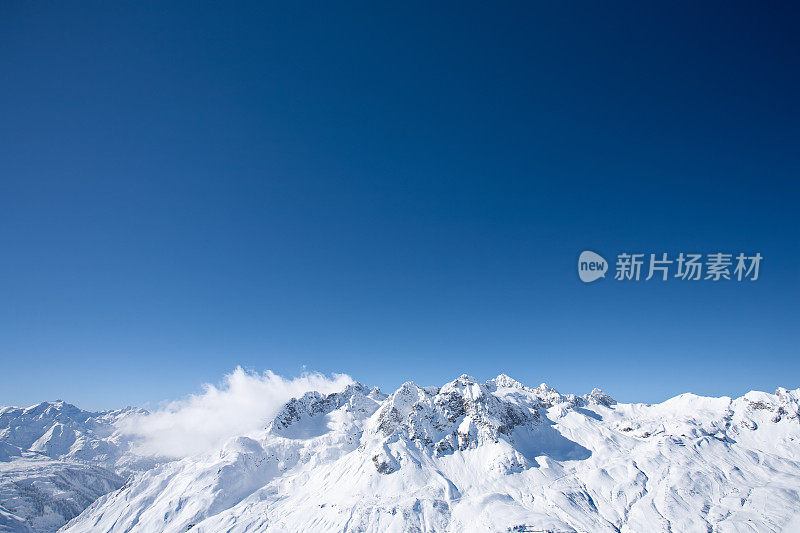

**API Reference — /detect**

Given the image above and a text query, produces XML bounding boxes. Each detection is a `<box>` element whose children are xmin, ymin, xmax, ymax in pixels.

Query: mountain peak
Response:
<box><xmin>491</xmin><ymin>373</ymin><xmax>527</xmax><ymax>389</ymax></box>
<box><xmin>585</xmin><ymin>387</ymin><xmax>616</xmax><ymax>406</ymax></box>
<box><xmin>19</xmin><ymin>378</ymin><xmax>798</xmax><ymax>533</ymax></box>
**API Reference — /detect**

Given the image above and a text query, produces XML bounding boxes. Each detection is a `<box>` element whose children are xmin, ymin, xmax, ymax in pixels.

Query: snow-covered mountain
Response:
<box><xmin>0</xmin><ymin>401</ymin><xmax>157</xmax><ymax>532</ymax></box>
<box><xmin>3</xmin><ymin>375</ymin><xmax>800</xmax><ymax>532</ymax></box>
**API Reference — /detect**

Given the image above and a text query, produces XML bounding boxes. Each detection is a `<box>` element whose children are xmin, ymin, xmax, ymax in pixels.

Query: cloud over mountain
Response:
<box><xmin>117</xmin><ymin>367</ymin><xmax>354</xmax><ymax>458</ymax></box>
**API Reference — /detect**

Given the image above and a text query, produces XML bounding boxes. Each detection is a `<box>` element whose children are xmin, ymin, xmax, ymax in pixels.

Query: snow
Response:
<box><xmin>0</xmin><ymin>402</ymin><xmax>157</xmax><ymax>532</ymax></box>
<box><xmin>3</xmin><ymin>375</ymin><xmax>800</xmax><ymax>532</ymax></box>
<box><xmin>0</xmin><ymin>458</ymin><xmax>122</xmax><ymax>533</ymax></box>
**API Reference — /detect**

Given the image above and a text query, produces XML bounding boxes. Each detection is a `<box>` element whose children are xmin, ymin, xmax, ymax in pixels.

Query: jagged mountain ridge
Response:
<box><xmin>0</xmin><ymin>401</ymin><xmax>147</xmax><ymax>468</ymax></box>
<box><xmin>53</xmin><ymin>374</ymin><xmax>800</xmax><ymax>532</ymax></box>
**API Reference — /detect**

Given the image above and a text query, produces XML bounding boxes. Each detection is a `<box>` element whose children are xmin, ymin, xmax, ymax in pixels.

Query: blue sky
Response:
<box><xmin>1</xmin><ymin>2</ymin><xmax>798</xmax><ymax>409</ymax></box>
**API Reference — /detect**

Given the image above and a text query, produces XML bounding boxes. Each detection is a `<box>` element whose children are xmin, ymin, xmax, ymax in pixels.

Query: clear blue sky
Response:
<box><xmin>1</xmin><ymin>2</ymin><xmax>798</xmax><ymax>409</ymax></box>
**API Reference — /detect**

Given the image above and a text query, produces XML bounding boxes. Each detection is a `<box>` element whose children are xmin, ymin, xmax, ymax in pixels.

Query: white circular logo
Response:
<box><xmin>578</xmin><ymin>251</ymin><xmax>607</xmax><ymax>283</ymax></box>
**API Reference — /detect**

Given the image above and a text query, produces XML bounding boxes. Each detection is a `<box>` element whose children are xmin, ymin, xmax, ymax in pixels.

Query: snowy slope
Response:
<box><xmin>0</xmin><ymin>401</ymin><xmax>155</xmax><ymax>532</ymax></box>
<box><xmin>0</xmin><ymin>458</ymin><xmax>122</xmax><ymax>533</ymax></box>
<box><xmin>59</xmin><ymin>375</ymin><xmax>800</xmax><ymax>533</ymax></box>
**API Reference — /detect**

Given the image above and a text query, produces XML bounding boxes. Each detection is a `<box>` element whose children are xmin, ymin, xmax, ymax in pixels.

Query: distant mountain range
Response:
<box><xmin>2</xmin><ymin>375</ymin><xmax>800</xmax><ymax>532</ymax></box>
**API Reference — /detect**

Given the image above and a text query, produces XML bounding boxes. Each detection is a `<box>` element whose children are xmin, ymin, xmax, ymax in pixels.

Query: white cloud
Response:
<box><xmin>118</xmin><ymin>367</ymin><xmax>354</xmax><ymax>458</ymax></box>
